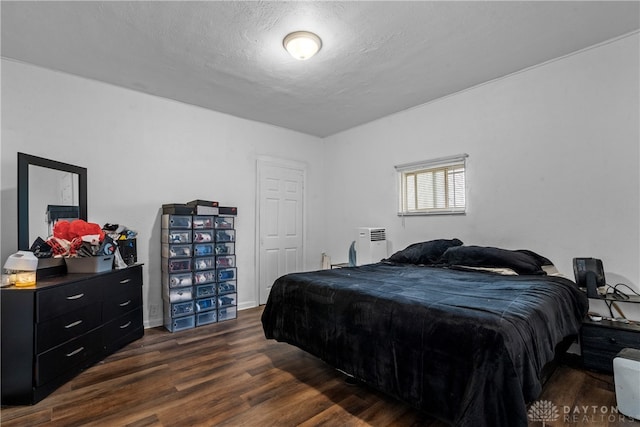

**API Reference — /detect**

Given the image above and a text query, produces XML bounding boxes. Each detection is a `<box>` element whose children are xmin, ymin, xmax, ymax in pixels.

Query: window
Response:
<box><xmin>396</xmin><ymin>154</ymin><xmax>468</xmax><ymax>215</ymax></box>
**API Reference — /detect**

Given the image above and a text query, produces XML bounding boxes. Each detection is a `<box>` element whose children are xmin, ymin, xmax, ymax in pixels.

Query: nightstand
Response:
<box><xmin>581</xmin><ymin>318</ymin><xmax>640</xmax><ymax>373</ymax></box>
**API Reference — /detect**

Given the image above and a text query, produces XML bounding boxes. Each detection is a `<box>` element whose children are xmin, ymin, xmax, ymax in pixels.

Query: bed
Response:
<box><xmin>261</xmin><ymin>240</ymin><xmax>588</xmax><ymax>427</ymax></box>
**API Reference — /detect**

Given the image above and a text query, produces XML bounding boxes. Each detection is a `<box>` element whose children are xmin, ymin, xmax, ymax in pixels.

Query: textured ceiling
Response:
<box><xmin>2</xmin><ymin>1</ymin><xmax>639</xmax><ymax>137</ymax></box>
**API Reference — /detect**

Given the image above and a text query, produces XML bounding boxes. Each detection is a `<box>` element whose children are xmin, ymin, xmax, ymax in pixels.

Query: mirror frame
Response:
<box><xmin>18</xmin><ymin>152</ymin><xmax>87</xmax><ymax>250</ymax></box>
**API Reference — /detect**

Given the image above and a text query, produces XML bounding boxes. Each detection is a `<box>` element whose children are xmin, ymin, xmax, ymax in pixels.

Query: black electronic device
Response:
<box><xmin>573</xmin><ymin>257</ymin><xmax>606</xmax><ymax>299</ymax></box>
<box><xmin>117</xmin><ymin>239</ymin><xmax>137</xmax><ymax>266</ymax></box>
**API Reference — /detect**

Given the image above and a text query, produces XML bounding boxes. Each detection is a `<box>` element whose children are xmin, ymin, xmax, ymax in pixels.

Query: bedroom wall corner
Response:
<box><xmin>321</xmin><ymin>33</ymin><xmax>640</xmax><ymax>320</ymax></box>
<box><xmin>0</xmin><ymin>59</ymin><xmax>326</xmax><ymax>328</ymax></box>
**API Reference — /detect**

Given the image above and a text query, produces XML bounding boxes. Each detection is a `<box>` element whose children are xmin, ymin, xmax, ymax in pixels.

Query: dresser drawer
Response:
<box><xmin>35</xmin><ymin>303</ymin><xmax>102</xmax><ymax>353</ymax></box>
<box><xmin>102</xmin><ymin>307</ymin><xmax>143</xmax><ymax>353</ymax></box>
<box><xmin>35</xmin><ymin>327</ymin><xmax>103</xmax><ymax>386</ymax></box>
<box><xmin>582</xmin><ymin>325</ymin><xmax>639</xmax><ymax>350</ymax></box>
<box><xmin>581</xmin><ymin>322</ymin><xmax>640</xmax><ymax>373</ymax></box>
<box><xmin>35</xmin><ymin>281</ymin><xmax>102</xmax><ymax>322</ymax></box>
<box><xmin>106</xmin><ymin>266</ymin><xmax>143</xmax><ymax>289</ymax></box>
<box><xmin>103</xmin><ymin>285</ymin><xmax>142</xmax><ymax>321</ymax></box>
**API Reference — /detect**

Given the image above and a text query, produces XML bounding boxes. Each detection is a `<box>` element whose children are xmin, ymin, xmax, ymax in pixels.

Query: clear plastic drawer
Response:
<box><xmin>196</xmin><ymin>311</ymin><xmax>217</xmax><ymax>326</ymax></box>
<box><xmin>162</xmin><ymin>244</ymin><xmax>192</xmax><ymax>258</ymax></box>
<box><xmin>215</xmin><ymin>255</ymin><xmax>235</xmax><ymax>268</ymax></box>
<box><xmin>161</xmin><ymin>214</ymin><xmax>192</xmax><ymax>229</ymax></box>
<box><xmin>165</xmin><ymin>315</ymin><xmax>195</xmax><ymax>332</ymax></box>
<box><xmin>217</xmin><ymin>267</ymin><xmax>237</xmax><ymax>282</ymax></box>
<box><xmin>196</xmin><ymin>284</ymin><xmax>216</xmax><ymax>298</ymax></box>
<box><xmin>193</xmin><ymin>216</ymin><xmax>215</xmax><ymax>229</ymax></box>
<box><xmin>165</xmin><ymin>300</ymin><xmax>194</xmax><ymax>317</ymax></box>
<box><xmin>217</xmin><ymin>281</ymin><xmax>236</xmax><ymax>295</ymax></box>
<box><xmin>193</xmin><ymin>270</ymin><xmax>216</xmax><ymax>285</ymax></box>
<box><xmin>193</xmin><ymin>230</ymin><xmax>214</xmax><ymax>243</ymax></box>
<box><xmin>195</xmin><ymin>297</ymin><xmax>217</xmax><ymax>313</ymax></box>
<box><xmin>214</xmin><ymin>242</ymin><xmax>235</xmax><ymax>255</ymax></box>
<box><xmin>163</xmin><ymin>286</ymin><xmax>193</xmax><ymax>303</ymax></box>
<box><xmin>193</xmin><ymin>256</ymin><xmax>215</xmax><ymax>271</ymax></box>
<box><xmin>162</xmin><ymin>258</ymin><xmax>192</xmax><ymax>273</ymax></box>
<box><xmin>193</xmin><ymin>243</ymin><xmax>215</xmax><ymax>257</ymax></box>
<box><xmin>161</xmin><ymin>230</ymin><xmax>192</xmax><ymax>244</ymax></box>
<box><xmin>218</xmin><ymin>293</ymin><xmax>237</xmax><ymax>308</ymax></box>
<box><xmin>163</xmin><ymin>272</ymin><xmax>193</xmax><ymax>288</ymax></box>
<box><xmin>218</xmin><ymin>306</ymin><xmax>237</xmax><ymax>322</ymax></box>
<box><xmin>215</xmin><ymin>229</ymin><xmax>235</xmax><ymax>242</ymax></box>
<box><xmin>214</xmin><ymin>216</ymin><xmax>234</xmax><ymax>229</ymax></box>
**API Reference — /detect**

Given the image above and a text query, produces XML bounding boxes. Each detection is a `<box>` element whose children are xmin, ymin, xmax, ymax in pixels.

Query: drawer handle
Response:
<box><xmin>65</xmin><ymin>320</ymin><xmax>83</xmax><ymax>329</ymax></box>
<box><xmin>66</xmin><ymin>293</ymin><xmax>85</xmax><ymax>300</ymax></box>
<box><xmin>66</xmin><ymin>347</ymin><xmax>84</xmax><ymax>357</ymax></box>
<box><xmin>120</xmin><ymin>321</ymin><xmax>132</xmax><ymax>329</ymax></box>
<box><xmin>119</xmin><ymin>300</ymin><xmax>132</xmax><ymax>307</ymax></box>
<box><xmin>120</xmin><ymin>278</ymin><xmax>132</xmax><ymax>284</ymax></box>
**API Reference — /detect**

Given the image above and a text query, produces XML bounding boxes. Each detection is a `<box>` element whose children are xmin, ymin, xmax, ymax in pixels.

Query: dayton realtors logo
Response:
<box><xmin>528</xmin><ymin>400</ymin><xmax>560</xmax><ymax>426</ymax></box>
<box><xmin>528</xmin><ymin>399</ymin><xmax>638</xmax><ymax>425</ymax></box>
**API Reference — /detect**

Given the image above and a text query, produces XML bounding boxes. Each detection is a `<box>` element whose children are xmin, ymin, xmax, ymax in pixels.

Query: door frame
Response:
<box><xmin>255</xmin><ymin>156</ymin><xmax>307</xmax><ymax>305</ymax></box>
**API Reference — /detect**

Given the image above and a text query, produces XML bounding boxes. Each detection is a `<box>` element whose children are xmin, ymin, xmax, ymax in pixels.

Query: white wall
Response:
<box><xmin>1</xmin><ymin>59</ymin><xmax>325</xmax><ymax>327</ymax></box>
<box><xmin>2</xmin><ymin>32</ymin><xmax>638</xmax><ymax>325</ymax></box>
<box><xmin>323</xmin><ymin>34</ymin><xmax>640</xmax><ymax>319</ymax></box>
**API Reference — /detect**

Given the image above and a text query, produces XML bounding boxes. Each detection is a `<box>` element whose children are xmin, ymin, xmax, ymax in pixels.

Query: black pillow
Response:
<box><xmin>441</xmin><ymin>245</ymin><xmax>548</xmax><ymax>275</ymax></box>
<box><xmin>385</xmin><ymin>238</ymin><xmax>463</xmax><ymax>265</ymax></box>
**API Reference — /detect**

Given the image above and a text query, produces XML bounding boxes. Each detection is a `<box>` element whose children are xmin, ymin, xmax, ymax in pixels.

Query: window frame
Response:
<box><xmin>395</xmin><ymin>153</ymin><xmax>468</xmax><ymax>216</ymax></box>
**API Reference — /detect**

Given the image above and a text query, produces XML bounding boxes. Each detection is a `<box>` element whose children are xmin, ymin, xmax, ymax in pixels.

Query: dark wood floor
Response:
<box><xmin>0</xmin><ymin>307</ymin><xmax>632</xmax><ymax>427</ymax></box>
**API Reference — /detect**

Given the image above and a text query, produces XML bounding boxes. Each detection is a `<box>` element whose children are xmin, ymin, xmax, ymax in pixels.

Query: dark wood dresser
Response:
<box><xmin>1</xmin><ymin>265</ymin><xmax>144</xmax><ymax>405</ymax></box>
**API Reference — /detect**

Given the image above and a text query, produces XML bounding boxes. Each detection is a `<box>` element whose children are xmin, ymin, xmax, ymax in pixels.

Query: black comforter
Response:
<box><xmin>262</xmin><ymin>263</ymin><xmax>588</xmax><ymax>427</ymax></box>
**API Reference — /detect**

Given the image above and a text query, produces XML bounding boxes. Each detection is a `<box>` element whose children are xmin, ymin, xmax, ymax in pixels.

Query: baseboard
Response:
<box><xmin>145</xmin><ymin>317</ymin><xmax>164</xmax><ymax>329</ymax></box>
<box><xmin>238</xmin><ymin>301</ymin><xmax>258</xmax><ymax>311</ymax></box>
<box><xmin>144</xmin><ymin>302</ymin><xmax>257</xmax><ymax>329</ymax></box>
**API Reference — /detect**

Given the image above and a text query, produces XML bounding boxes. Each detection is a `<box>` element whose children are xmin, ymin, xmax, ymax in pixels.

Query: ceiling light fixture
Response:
<box><xmin>283</xmin><ymin>31</ymin><xmax>322</xmax><ymax>60</ymax></box>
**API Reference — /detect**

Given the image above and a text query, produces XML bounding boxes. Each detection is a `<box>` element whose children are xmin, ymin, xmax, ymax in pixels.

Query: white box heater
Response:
<box><xmin>356</xmin><ymin>227</ymin><xmax>387</xmax><ymax>266</ymax></box>
<box><xmin>614</xmin><ymin>348</ymin><xmax>640</xmax><ymax>420</ymax></box>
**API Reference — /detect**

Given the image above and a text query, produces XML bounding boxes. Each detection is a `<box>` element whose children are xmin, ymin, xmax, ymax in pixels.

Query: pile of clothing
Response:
<box><xmin>30</xmin><ymin>220</ymin><xmax>137</xmax><ymax>259</ymax></box>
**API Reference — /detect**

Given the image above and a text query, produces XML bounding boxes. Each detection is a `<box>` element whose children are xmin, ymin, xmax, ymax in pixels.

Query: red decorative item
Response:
<box><xmin>53</xmin><ymin>220</ymin><xmax>71</xmax><ymax>240</ymax></box>
<box><xmin>53</xmin><ymin>219</ymin><xmax>105</xmax><ymax>242</ymax></box>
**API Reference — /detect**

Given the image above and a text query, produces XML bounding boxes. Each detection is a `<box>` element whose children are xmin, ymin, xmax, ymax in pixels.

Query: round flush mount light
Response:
<box><xmin>283</xmin><ymin>31</ymin><xmax>322</xmax><ymax>60</ymax></box>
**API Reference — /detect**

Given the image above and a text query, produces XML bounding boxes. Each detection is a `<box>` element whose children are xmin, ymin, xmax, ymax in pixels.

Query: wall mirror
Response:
<box><xmin>18</xmin><ymin>153</ymin><xmax>87</xmax><ymax>250</ymax></box>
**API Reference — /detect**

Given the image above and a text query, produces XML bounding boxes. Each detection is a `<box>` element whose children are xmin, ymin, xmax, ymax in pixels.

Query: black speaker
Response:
<box><xmin>117</xmin><ymin>239</ymin><xmax>137</xmax><ymax>266</ymax></box>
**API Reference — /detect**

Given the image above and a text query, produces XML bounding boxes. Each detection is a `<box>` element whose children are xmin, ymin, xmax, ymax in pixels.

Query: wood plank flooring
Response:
<box><xmin>0</xmin><ymin>306</ymin><xmax>633</xmax><ymax>427</ymax></box>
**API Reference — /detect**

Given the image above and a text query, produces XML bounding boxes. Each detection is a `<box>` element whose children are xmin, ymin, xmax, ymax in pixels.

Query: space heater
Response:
<box><xmin>614</xmin><ymin>348</ymin><xmax>640</xmax><ymax>420</ymax></box>
<box><xmin>356</xmin><ymin>227</ymin><xmax>387</xmax><ymax>266</ymax></box>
